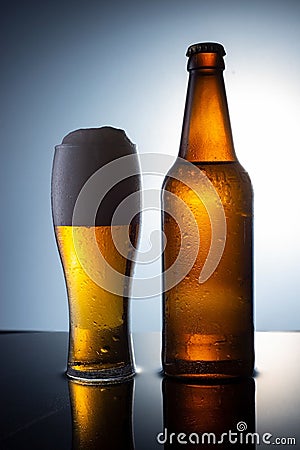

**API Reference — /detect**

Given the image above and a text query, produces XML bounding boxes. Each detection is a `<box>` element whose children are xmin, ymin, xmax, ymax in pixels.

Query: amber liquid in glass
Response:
<box><xmin>55</xmin><ymin>225</ymin><xmax>137</xmax><ymax>379</ymax></box>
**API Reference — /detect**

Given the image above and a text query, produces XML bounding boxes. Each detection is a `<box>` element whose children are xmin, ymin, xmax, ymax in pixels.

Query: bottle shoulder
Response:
<box><xmin>162</xmin><ymin>159</ymin><xmax>253</xmax><ymax>210</ymax></box>
<box><xmin>164</xmin><ymin>160</ymin><xmax>251</xmax><ymax>186</ymax></box>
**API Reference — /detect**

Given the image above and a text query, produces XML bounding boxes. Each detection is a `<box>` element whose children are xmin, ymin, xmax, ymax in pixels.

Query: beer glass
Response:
<box><xmin>51</xmin><ymin>127</ymin><xmax>140</xmax><ymax>382</ymax></box>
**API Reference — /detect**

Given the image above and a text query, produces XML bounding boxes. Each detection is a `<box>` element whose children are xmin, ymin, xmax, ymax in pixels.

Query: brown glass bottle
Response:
<box><xmin>162</xmin><ymin>43</ymin><xmax>254</xmax><ymax>378</ymax></box>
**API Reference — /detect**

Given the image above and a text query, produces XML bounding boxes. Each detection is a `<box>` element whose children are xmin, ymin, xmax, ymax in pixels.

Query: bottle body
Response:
<box><xmin>162</xmin><ymin>160</ymin><xmax>254</xmax><ymax>378</ymax></box>
<box><xmin>162</xmin><ymin>43</ymin><xmax>254</xmax><ymax>378</ymax></box>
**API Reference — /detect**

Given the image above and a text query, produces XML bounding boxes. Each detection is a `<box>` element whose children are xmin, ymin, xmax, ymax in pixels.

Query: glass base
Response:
<box><xmin>66</xmin><ymin>363</ymin><xmax>135</xmax><ymax>384</ymax></box>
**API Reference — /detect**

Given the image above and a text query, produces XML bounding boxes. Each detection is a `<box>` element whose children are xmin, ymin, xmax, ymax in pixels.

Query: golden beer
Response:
<box><xmin>162</xmin><ymin>43</ymin><xmax>254</xmax><ymax>378</ymax></box>
<box><xmin>55</xmin><ymin>225</ymin><xmax>137</xmax><ymax>377</ymax></box>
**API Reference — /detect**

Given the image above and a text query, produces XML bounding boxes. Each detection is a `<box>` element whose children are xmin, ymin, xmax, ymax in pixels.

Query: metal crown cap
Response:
<box><xmin>186</xmin><ymin>42</ymin><xmax>226</xmax><ymax>57</ymax></box>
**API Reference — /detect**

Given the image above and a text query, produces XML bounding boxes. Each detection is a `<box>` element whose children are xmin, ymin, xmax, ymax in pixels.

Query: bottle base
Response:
<box><xmin>163</xmin><ymin>358</ymin><xmax>254</xmax><ymax>379</ymax></box>
<box><xmin>66</xmin><ymin>363</ymin><xmax>135</xmax><ymax>384</ymax></box>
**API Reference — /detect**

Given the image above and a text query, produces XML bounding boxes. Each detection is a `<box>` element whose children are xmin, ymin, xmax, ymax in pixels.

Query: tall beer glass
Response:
<box><xmin>51</xmin><ymin>127</ymin><xmax>140</xmax><ymax>382</ymax></box>
<box><xmin>162</xmin><ymin>43</ymin><xmax>254</xmax><ymax>378</ymax></box>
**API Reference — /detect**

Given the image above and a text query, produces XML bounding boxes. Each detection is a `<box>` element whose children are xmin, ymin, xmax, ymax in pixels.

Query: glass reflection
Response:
<box><xmin>162</xmin><ymin>377</ymin><xmax>256</xmax><ymax>449</ymax></box>
<box><xmin>69</xmin><ymin>379</ymin><xmax>135</xmax><ymax>450</ymax></box>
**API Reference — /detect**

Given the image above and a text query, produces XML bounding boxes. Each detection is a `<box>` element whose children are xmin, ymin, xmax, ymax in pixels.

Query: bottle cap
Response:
<box><xmin>186</xmin><ymin>42</ymin><xmax>226</xmax><ymax>57</ymax></box>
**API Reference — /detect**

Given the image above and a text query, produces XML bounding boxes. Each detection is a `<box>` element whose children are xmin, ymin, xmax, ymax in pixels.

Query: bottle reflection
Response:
<box><xmin>162</xmin><ymin>377</ymin><xmax>256</xmax><ymax>449</ymax></box>
<box><xmin>69</xmin><ymin>379</ymin><xmax>135</xmax><ymax>450</ymax></box>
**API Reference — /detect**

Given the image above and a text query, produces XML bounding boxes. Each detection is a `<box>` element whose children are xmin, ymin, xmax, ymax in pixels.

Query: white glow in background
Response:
<box><xmin>1</xmin><ymin>0</ymin><xmax>299</xmax><ymax>331</ymax></box>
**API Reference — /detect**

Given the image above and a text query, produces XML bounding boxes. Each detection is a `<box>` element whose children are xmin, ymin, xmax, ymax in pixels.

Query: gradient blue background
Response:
<box><xmin>1</xmin><ymin>0</ymin><xmax>299</xmax><ymax>332</ymax></box>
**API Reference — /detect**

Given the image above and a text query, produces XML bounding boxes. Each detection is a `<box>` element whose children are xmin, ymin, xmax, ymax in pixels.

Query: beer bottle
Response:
<box><xmin>162</xmin><ymin>42</ymin><xmax>254</xmax><ymax>378</ymax></box>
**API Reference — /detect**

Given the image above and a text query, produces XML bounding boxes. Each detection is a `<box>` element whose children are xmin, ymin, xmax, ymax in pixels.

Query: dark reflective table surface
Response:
<box><xmin>0</xmin><ymin>331</ymin><xmax>299</xmax><ymax>449</ymax></box>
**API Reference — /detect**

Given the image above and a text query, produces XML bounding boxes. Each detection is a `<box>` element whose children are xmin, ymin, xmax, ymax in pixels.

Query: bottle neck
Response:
<box><xmin>179</xmin><ymin>53</ymin><xmax>236</xmax><ymax>162</ymax></box>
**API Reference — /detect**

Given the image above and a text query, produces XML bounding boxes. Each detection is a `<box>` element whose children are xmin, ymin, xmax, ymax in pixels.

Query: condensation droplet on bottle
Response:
<box><xmin>101</xmin><ymin>346</ymin><xmax>110</xmax><ymax>353</ymax></box>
